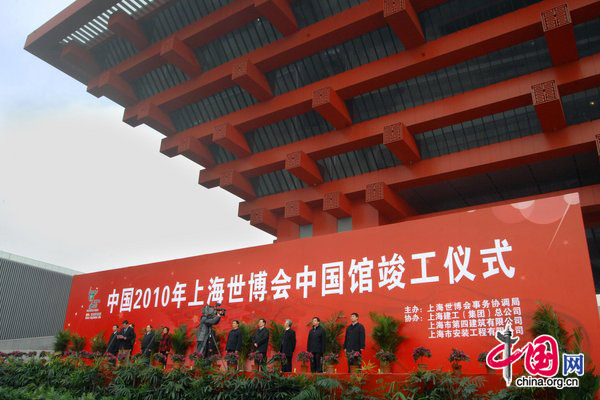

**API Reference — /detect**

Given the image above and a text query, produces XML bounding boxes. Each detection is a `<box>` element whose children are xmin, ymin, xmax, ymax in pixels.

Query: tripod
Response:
<box><xmin>201</xmin><ymin>329</ymin><xmax>221</xmax><ymax>358</ymax></box>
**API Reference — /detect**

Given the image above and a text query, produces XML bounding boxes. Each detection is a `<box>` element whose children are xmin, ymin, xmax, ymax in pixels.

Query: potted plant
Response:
<box><xmin>268</xmin><ymin>352</ymin><xmax>287</xmax><ymax>372</ymax></box>
<box><xmin>376</xmin><ymin>350</ymin><xmax>397</xmax><ymax>373</ymax></box>
<box><xmin>268</xmin><ymin>320</ymin><xmax>285</xmax><ymax>354</ymax></box>
<box><xmin>478</xmin><ymin>352</ymin><xmax>493</xmax><ymax>374</ymax></box>
<box><xmin>322</xmin><ymin>352</ymin><xmax>339</xmax><ymax>374</ymax></box>
<box><xmin>321</xmin><ymin>312</ymin><xmax>346</xmax><ymax>356</ymax></box>
<box><xmin>69</xmin><ymin>333</ymin><xmax>86</xmax><ymax>354</ymax></box>
<box><xmin>54</xmin><ymin>330</ymin><xmax>71</xmax><ymax>354</ymax></box>
<box><xmin>248</xmin><ymin>351</ymin><xmax>264</xmax><ymax>371</ymax></box>
<box><xmin>370</xmin><ymin>312</ymin><xmax>405</xmax><ymax>373</ymax></box>
<box><xmin>297</xmin><ymin>351</ymin><xmax>312</xmax><ymax>373</ymax></box>
<box><xmin>412</xmin><ymin>346</ymin><xmax>432</xmax><ymax>371</ymax></box>
<box><xmin>172</xmin><ymin>354</ymin><xmax>185</xmax><ymax>368</ymax></box>
<box><xmin>151</xmin><ymin>352</ymin><xmax>166</xmax><ymax>367</ymax></box>
<box><xmin>224</xmin><ymin>352</ymin><xmax>239</xmax><ymax>372</ymax></box>
<box><xmin>238</xmin><ymin>321</ymin><xmax>258</xmax><ymax>371</ymax></box>
<box><xmin>90</xmin><ymin>332</ymin><xmax>107</xmax><ymax>354</ymax></box>
<box><xmin>170</xmin><ymin>324</ymin><xmax>192</xmax><ymax>363</ymax></box>
<box><xmin>346</xmin><ymin>351</ymin><xmax>362</xmax><ymax>373</ymax></box>
<box><xmin>448</xmin><ymin>348</ymin><xmax>469</xmax><ymax>374</ymax></box>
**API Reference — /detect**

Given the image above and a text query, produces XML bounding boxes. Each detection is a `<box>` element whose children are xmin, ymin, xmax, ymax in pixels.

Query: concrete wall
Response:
<box><xmin>0</xmin><ymin>336</ymin><xmax>55</xmax><ymax>352</ymax></box>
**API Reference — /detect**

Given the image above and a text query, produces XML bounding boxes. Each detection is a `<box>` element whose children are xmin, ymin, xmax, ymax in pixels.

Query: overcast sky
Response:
<box><xmin>0</xmin><ymin>1</ymin><xmax>273</xmax><ymax>273</ymax></box>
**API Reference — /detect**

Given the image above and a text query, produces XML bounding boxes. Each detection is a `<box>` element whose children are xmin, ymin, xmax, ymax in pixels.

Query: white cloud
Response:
<box><xmin>0</xmin><ymin>103</ymin><xmax>273</xmax><ymax>272</ymax></box>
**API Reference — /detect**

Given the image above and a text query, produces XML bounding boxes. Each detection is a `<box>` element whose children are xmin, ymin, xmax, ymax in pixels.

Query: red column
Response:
<box><xmin>531</xmin><ymin>80</ymin><xmax>566</xmax><ymax>132</ymax></box>
<box><xmin>542</xmin><ymin>4</ymin><xmax>578</xmax><ymax>66</ymax></box>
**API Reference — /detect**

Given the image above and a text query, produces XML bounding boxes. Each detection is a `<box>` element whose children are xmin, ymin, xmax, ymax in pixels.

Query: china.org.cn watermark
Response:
<box><xmin>486</xmin><ymin>323</ymin><xmax>584</xmax><ymax>389</ymax></box>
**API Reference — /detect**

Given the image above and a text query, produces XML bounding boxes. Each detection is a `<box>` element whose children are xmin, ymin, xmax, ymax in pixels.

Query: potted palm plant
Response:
<box><xmin>69</xmin><ymin>332</ymin><xmax>86</xmax><ymax>354</ymax></box>
<box><xmin>238</xmin><ymin>321</ymin><xmax>258</xmax><ymax>371</ymax></box>
<box><xmin>269</xmin><ymin>320</ymin><xmax>285</xmax><ymax>353</ymax></box>
<box><xmin>170</xmin><ymin>324</ymin><xmax>192</xmax><ymax>368</ymax></box>
<box><xmin>90</xmin><ymin>332</ymin><xmax>107</xmax><ymax>354</ymax></box>
<box><xmin>370</xmin><ymin>312</ymin><xmax>404</xmax><ymax>373</ymax></box>
<box><xmin>54</xmin><ymin>330</ymin><xmax>71</xmax><ymax>355</ymax></box>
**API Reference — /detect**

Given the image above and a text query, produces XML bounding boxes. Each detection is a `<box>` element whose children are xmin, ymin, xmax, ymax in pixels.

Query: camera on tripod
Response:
<box><xmin>215</xmin><ymin>307</ymin><xmax>226</xmax><ymax>316</ymax></box>
<box><xmin>214</xmin><ymin>302</ymin><xmax>226</xmax><ymax>316</ymax></box>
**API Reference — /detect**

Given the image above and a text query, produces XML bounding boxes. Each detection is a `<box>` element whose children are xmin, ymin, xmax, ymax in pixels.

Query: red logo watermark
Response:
<box><xmin>486</xmin><ymin>324</ymin><xmax>583</xmax><ymax>388</ymax></box>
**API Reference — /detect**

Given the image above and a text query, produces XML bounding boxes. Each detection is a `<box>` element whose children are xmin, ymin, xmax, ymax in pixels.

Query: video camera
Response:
<box><xmin>214</xmin><ymin>302</ymin><xmax>226</xmax><ymax>316</ymax></box>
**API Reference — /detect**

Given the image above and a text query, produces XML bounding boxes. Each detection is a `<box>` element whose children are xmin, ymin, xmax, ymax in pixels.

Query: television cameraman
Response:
<box><xmin>196</xmin><ymin>302</ymin><xmax>226</xmax><ymax>356</ymax></box>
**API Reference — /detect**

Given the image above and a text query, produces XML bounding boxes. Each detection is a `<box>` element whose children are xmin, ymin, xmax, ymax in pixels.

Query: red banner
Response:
<box><xmin>66</xmin><ymin>193</ymin><xmax>600</xmax><ymax>372</ymax></box>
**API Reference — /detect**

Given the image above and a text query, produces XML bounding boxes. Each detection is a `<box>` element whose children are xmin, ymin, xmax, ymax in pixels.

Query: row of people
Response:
<box><xmin>106</xmin><ymin>321</ymin><xmax>172</xmax><ymax>364</ymax></box>
<box><xmin>105</xmin><ymin>312</ymin><xmax>365</xmax><ymax>372</ymax></box>
<box><xmin>225</xmin><ymin>313</ymin><xmax>365</xmax><ymax>373</ymax></box>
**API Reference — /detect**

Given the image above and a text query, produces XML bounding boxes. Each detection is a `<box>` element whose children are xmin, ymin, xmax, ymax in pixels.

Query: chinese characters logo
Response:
<box><xmin>486</xmin><ymin>324</ymin><xmax>584</xmax><ymax>388</ymax></box>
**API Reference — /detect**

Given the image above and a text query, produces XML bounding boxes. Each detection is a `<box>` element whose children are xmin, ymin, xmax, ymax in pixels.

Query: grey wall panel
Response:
<box><xmin>0</xmin><ymin>258</ymin><xmax>72</xmax><ymax>340</ymax></box>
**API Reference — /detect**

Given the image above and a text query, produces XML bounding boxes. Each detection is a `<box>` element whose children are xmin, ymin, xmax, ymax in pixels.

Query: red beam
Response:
<box><xmin>137</xmin><ymin>103</ymin><xmax>175</xmax><ymax>135</ymax></box>
<box><xmin>312</xmin><ymin>87</ymin><xmax>352</xmax><ymax>129</ymax></box>
<box><xmin>109</xmin><ymin>1</ymin><xmax>385</xmax><ymax>112</ymax></box>
<box><xmin>160</xmin><ymin>37</ymin><xmax>202</xmax><ymax>78</ymax></box>
<box><xmin>232</xmin><ymin>60</ymin><xmax>273</xmax><ymax>102</ymax></box>
<box><xmin>542</xmin><ymin>3</ymin><xmax>579</xmax><ymax>66</ymax></box>
<box><xmin>531</xmin><ymin>80</ymin><xmax>567</xmax><ymax>132</ymax></box>
<box><xmin>384</xmin><ymin>0</ymin><xmax>425</xmax><ymax>48</ymax></box>
<box><xmin>161</xmin><ymin>0</ymin><xmax>600</xmax><ymax>154</ymax></box>
<box><xmin>365</xmin><ymin>182</ymin><xmax>414</xmax><ymax>219</ymax></box>
<box><xmin>220</xmin><ymin>170</ymin><xmax>255</xmax><ymax>200</ymax></box>
<box><xmin>285</xmin><ymin>151</ymin><xmax>323</xmax><ymax>186</ymax></box>
<box><xmin>59</xmin><ymin>43</ymin><xmax>101</xmax><ymax>81</ymax></box>
<box><xmin>237</xmin><ymin>119</ymin><xmax>600</xmax><ymax>218</ymax></box>
<box><xmin>284</xmin><ymin>200</ymin><xmax>313</xmax><ymax>225</ymax></box>
<box><xmin>108</xmin><ymin>11</ymin><xmax>148</xmax><ymax>50</ymax></box>
<box><xmin>323</xmin><ymin>192</ymin><xmax>352</xmax><ymax>218</ymax></box>
<box><xmin>87</xmin><ymin>70</ymin><xmax>137</xmax><ymax>107</ymax></box>
<box><xmin>383</xmin><ymin>122</ymin><xmax>420</xmax><ymax>163</ymax></box>
<box><xmin>199</xmin><ymin>53</ymin><xmax>600</xmax><ymax>188</ymax></box>
<box><xmin>166</xmin><ymin>137</ymin><xmax>214</xmax><ymax>167</ymax></box>
<box><xmin>212</xmin><ymin>123</ymin><xmax>251</xmax><ymax>158</ymax></box>
<box><xmin>254</xmin><ymin>0</ymin><xmax>297</xmax><ymax>36</ymax></box>
<box><xmin>250</xmin><ymin>208</ymin><xmax>278</xmax><ymax>235</ymax></box>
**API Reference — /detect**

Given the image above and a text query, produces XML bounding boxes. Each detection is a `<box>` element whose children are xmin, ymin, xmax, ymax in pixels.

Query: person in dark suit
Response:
<box><xmin>140</xmin><ymin>324</ymin><xmax>155</xmax><ymax>362</ymax></box>
<box><xmin>117</xmin><ymin>320</ymin><xmax>135</xmax><ymax>364</ymax></box>
<box><xmin>307</xmin><ymin>317</ymin><xmax>325</xmax><ymax>373</ymax></box>
<box><xmin>106</xmin><ymin>325</ymin><xmax>120</xmax><ymax>356</ymax></box>
<box><xmin>253</xmin><ymin>318</ymin><xmax>269</xmax><ymax>370</ymax></box>
<box><xmin>343</xmin><ymin>312</ymin><xmax>366</xmax><ymax>371</ymax></box>
<box><xmin>280</xmin><ymin>319</ymin><xmax>296</xmax><ymax>372</ymax></box>
<box><xmin>226</xmin><ymin>320</ymin><xmax>242</xmax><ymax>353</ymax></box>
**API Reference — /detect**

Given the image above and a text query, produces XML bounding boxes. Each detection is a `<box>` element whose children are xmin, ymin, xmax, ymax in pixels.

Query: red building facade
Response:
<box><xmin>27</xmin><ymin>0</ymin><xmax>600</xmax><ymax>290</ymax></box>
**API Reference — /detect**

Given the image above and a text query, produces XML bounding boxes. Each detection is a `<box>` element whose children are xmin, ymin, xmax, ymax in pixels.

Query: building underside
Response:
<box><xmin>26</xmin><ymin>0</ymin><xmax>600</xmax><ymax>291</ymax></box>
